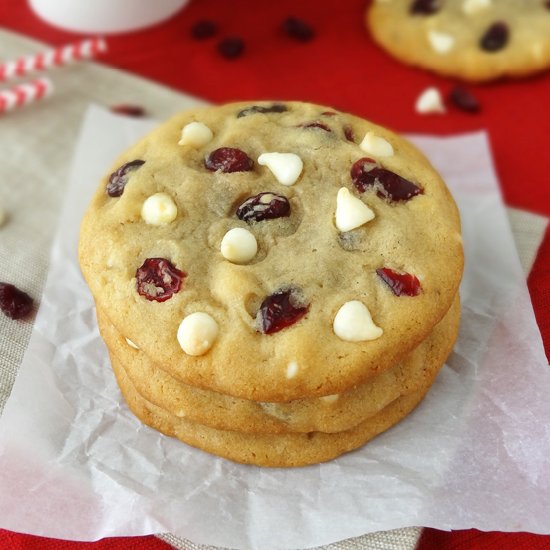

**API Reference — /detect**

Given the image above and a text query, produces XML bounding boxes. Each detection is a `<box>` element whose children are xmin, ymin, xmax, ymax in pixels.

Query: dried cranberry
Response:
<box><xmin>299</xmin><ymin>121</ymin><xmax>332</xmax><ymax>132</ymax></box>
<box><xmin>217</xmin><ymin>37</ymin><xmax>245</xmax><ymax>59</ymax></box>
<box><xmin>410</xmin><ymin>0</ymin><xmax>440</xmax><ymax>14</ymax></box>
<box><xmin>343</xmin><ymin>124</ymin><xmax>355</xmax><ymax>142</ymax></box>
<box><xmin>480</xmin><ymin>22</ymin><xmax>509</xmax><ymax>52</ymax></box>
<box><xmin>236</xmin><ymin>192</ymin><xmax>290</xmax><ymax>223</ymax></box>
<box><xmin>205</xmin><ymin>147</ymin><xmax>254</xmax><ymax>173</ymax></box>
<box><xmin>110</xmin><ymin>105</ymin><xmax>146</xmax><ymax>117</ymax></box>
<box><xmin>136</xmin><ymin>258</ymin><xmax>185</xmax><ymax>302</ymax></box>
<box><xmin>191</xmin><ymin>20</ymin><xmax>218</xmax><ymax>40</ymax></box>
<box><xmin>321</xmin><ymin>111</ymin><xmax>337</xmax><ymax>117</ymax></box>
<box><xmin>237</xmin><ymin>104</ymin><xmax>288</xmax><ymax>118</ymax></box>
<box><xmin>282</xmin><ymin>17</ymin><xmax>315</xmax><ymax>42</ymax></box>
<box><xmin>106</xmin><ymin>160</ymin><xmax>145</xmax><ymax>197</ymax></box>
<box><xmin>351</xmin><ymin>158</ymin><xmax>422</xmax><ymax>202</ymax></box>
<box><xmin>258</xmin><ymin>288</ymin><xmax>309</xmax><ymax>334</ymax></box>
<box><xmin>376</xmin><ymin>268</ymin><xmax>421</xmax><ymax>297</ymax></box>
<box><xmin>449</xmin><ymin>87</ymin><xmax>480</xmax><ymax>113</ymax></box>
<box><xmin>0</xmin><ymin>282</ymin><xmax>33</xmax><ymax>320</ymax></box>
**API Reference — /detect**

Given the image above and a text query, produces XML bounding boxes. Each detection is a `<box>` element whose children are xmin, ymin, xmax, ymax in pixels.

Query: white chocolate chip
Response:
<box><xmin>333</xmin><ymin>301</ymin><xmax>383</xmax><ymax>342</ymax></box>
<box><xmin>178</xmin><ymin>121</ymin><xmax>213</xmax><ymax>147</ymax></box>
<box><xmin>177</xmin><ymin>312</ymin><xmax>219</xmax><ymax>356</ymax></box>
<box><xmin>125</xmin><ymin>337</ymin><xmax>139</xmax><ymax>350</ymax></box>
<box><xmin>319</xmin><ymin>394</ymin><xmax>339</xmax><ymax>404</ymax></box>
<box><xmin>257</xmin><ymin>152</ymin><xmax>303</xmax><ymax>186</ymax></box>
<box><xmin>359</xmin><ymin>131</ymin><xmax>394</xmax><ymax>157</ymax></box>
<box><xmin>220</xmin><ymin>227</ymin><xmax>258</xmax><ymax>264</ymax></box>
<box><xmin>0</xmin><ymin>207</ymin><xmax>6</xmax><ymax>228</ymax></box>
<box><xmin>462</xmin><ymin>0</ymin><xmax>491</xmax><ymax>15</ymax></box>
<box><xmin>427</xmin><ymin>30</ymin><xmax>455</xmax><ymax>54</ymax></box>
<box><xmin>415</xmin><ymin>87</ymin><xmax>446</xmax><ymax>114</ymax></box>
<box><xmin>335</xmin><ymin>187</ymin><xmax>375</xmax><ymax>232</ymax></box>
<box><xmin>141</xmin><ymin>192</ymin><xmax>178</xmax><ymax>225</ymax></box>
<box><xmin>286</xmin><ymin>361</ymin><xmax>299</xmax><ymax>379</ymax></box>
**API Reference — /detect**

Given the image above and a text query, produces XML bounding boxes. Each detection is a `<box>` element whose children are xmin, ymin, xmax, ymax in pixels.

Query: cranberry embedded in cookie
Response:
<box><xmin>257</xmin><ymin>288</ymin><xmax>309</xmax><ymax>334</ymax></box>
<box><xmin>236</xmin><ymin>104</ymin><xmax>288</xmax><ymax>118</ymax></box>
<box><xmin>351</xmin><ymin>158</ymin><xmax>423</xmax><ymax>201</ymax></box>
<box><xmin>480</xmin><ymin>22</ymin><xmax>509</xmax><ymax>52</ymax></box>
<box><xmin>376</xmin><ymin>268</ymin><xmax>422</xmax><ymax>297</ymax></box>
<box><xmin>205</xmin><ymin>147</ymin><xmax>254</xmax><ymax>173</ymax></box>
<box><xmin>410</xmin><ymin>0</ymin><xmax>440</xmax><ymax>15</ymax></box>
<box><xmin>136</xmin><ymin>258</ymin><xmax>185</xmax><ymax>302</ymax></box>
<box><xmin>106</xmin><ymin>160</ymin><xmax>145</xmax><ymax>197</ymax></box>
<box><xmin>236</xmin><ymin>192</ymin><xmax>290</xmax><ymax>223</ymax></box>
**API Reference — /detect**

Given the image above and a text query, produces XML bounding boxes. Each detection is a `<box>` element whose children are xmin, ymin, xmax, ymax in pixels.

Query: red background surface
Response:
<box><xmin>1</xmin><ymin>0</ymin><xmax>550</xmax><ymax>548</ymax></box>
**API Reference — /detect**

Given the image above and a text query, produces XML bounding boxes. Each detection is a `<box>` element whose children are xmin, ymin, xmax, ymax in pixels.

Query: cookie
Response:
<box><xmin>367</xmin><ymin>0</ymin><xmax>550</xmax><ymax>81</ymax></box>
<box><xmin>112</xmin><ymin>355</ymin><xmax>440</xmax><ymax>468</ymax></box>
<box><xmin>97</xmin><ymin>295</ymin><xmax>460</xmax><ymax>434</ymax></box>
<box><xmin>79</xmin><ymin>101</ymin><xmax>463</xmax><ymax>402</ymax></box>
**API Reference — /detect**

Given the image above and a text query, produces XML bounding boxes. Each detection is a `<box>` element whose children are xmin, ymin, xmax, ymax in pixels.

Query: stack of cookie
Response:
<box><xmin>79</xmin><ymin>101</ymin><xmax>463</xmax><ymax>467</ymax></box>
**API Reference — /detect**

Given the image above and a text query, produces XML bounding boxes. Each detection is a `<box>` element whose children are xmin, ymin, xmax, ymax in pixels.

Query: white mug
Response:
<box><xmin>28</xmin><ymin>0</ymin><xmax>189</xmax><ymax>34</ymax></box>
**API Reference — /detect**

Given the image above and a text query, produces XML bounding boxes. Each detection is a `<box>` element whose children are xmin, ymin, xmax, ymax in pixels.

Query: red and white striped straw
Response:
<box><xmin>0</xmin><ymin>77</ymin><xmax>53</xmax><ymax>114</ymax></box>
<box><xmin>0</xmin><ymin>37</ymin><xmax>107</xmax><ymax>83</ymax></box>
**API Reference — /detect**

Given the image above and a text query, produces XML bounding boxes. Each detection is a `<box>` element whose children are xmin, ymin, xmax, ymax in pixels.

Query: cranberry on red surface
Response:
<box><xmin>410</xmin><ymin>0</ymin><xmax>440</xmax><ymax>14</ymax></box>
<box><xmin>191</xmin><ymin>20</ymin><xmax>218</xmax><ymax>40</ymax></box>
<box><xmin>205</xmin><ymin>147</ymin><xmax>254</xmax><ymax>173</ymax></box>
<box><xmin>136</xmin><ymin>258</ymin><xmax>185</xmax><ymax>302</ymax></box>
<box><xmin>282</xmin><ymin>17</ymin><xmax>315</xmax><ymax>42</ymax></box>
<box><xmin>237</xmin><ymin>104</ymin><xmax>288</xmax><ymax>118</ymax></box>
<box><xmin>0</xmin><ymin>282</ymin><xmax>33</xmax><ymax>320</ymax></box>
<box><xmin>236</xmin><ymin>192</ymin><xmax>291</xmax><ymax>223</ymax></box>
<box><xmin>376</xmin><ymin>268</ymin><xmax>421</xmax><ymax>297</ymax></box>
<box><xmin>257</xmin><ymin>288</ymin><xmax>309</xmax><ymax>334</ymax></box>
<box><xmin>217</xmin><ymin>37</ymin><xmax>245</xmax><ymax>59</ymax></box>
<box><xmin>351</xmin><ymin>158</ymin><xmax>422</xmax><ymax>202</ymax></box>
<box><xmin>449</xmin><ymin>87</ymin><xmax>480</xmax><ymax>113</ymax></box>
<box><xmin>299</xmin><ymin>121</ymin><xmax>332</xmax><ymax>132</ymax></box>
<box><xmin>480</xmin><ymin>22</ymin><xmax>509</xmax><ymax>52</ymax></box>
<box><xmin>106</xmin><ymin>159</ymin><xmax>145</xmax><ymax>197</ymax></box>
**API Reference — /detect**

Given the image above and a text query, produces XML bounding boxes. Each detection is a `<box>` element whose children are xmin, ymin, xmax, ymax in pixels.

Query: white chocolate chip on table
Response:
<box><xmin>415</xmin><ymin>87</ymin><xmax>446</xmax><ymax>114</ymax></box>
<box><xmin>141</xmin><ymin>192</ymin><xmax>178</xmax><ymax>225</ymax></box>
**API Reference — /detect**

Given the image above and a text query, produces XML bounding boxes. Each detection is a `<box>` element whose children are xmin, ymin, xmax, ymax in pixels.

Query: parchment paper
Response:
<box><xmin>0</xmin><ymin>105</ymin><xmax>549</xmax><ymax>550</ymax></box>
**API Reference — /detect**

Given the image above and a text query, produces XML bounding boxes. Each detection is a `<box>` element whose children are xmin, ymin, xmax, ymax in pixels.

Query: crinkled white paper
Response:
<box><xmin>0</xmin><ymin>105</ymin><xmax>549</xmax><ymax>549</ymax></box>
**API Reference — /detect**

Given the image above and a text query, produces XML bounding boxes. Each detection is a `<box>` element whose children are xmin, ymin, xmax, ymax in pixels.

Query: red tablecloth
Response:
<box><xmin>2</xmin><ymin>0</ymin><xmax>550</xmax><ymax>548</ymax></box>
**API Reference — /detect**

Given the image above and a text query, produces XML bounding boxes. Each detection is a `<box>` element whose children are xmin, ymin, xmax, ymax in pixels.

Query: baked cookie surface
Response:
<box><xmin>367</xmin><ymin>0</ymin><xmax>550</xmax><ymax>81</ymax></box>
<box><xmin>79</xmin><ymin>101</ymin><xmax>463</xmax><ymax>401</ymax></box>
<box><xmin>97</xmin><ymin>296</ymin><xmax>460</xmax><ymax>434</ymax></box>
